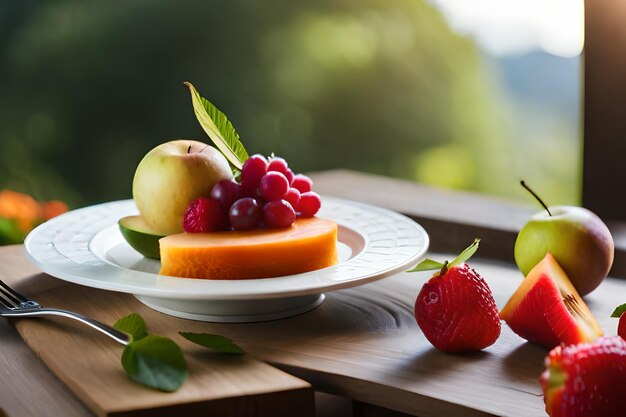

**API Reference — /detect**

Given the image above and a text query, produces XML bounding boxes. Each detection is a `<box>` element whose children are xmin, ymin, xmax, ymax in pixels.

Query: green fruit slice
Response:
<box><xmin>119</xmin><ymin>215</ymin><xmax>165</xmax><ymax>259</ymax></box>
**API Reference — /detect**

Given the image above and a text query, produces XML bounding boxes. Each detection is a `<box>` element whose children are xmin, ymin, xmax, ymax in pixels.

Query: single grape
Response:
<box><xmin>291</xmin><ymin>174</ymin><xmax>313</xmax><ymax>193</ymax></box>
<box><xmin>183</xmin><ymin>197</ymin><xmax>227</xmax><ymax>232</ymax></box>
<box><xmin>284</xmin><ymin>187</ymin><xmax>301</xmax><ymax>210</ymax></box>
<box><xmin>297</xmin><ymin>191</ymin><xmax>321</xmax><ymax>218</ymax></box>
<box><xmin>229</xmin><ymin>197</ymin><xmax>262</xmax><ymax>230</ymax></box>
<box><xmin>209</xmin><ymin>179</ymin><xmax>241</xmax><ymax>209</ymax></box>
<box><xmin>267</xmin><ymin>157</ymin><xmax>289</xmax><ymax>176</ymax></box>
<box><xmin>284</xmin><ymin>168</ymin><xmax>295</xmax><ymax>185</ymax></box>
<box><xmin>264</xmin><ymin>200</ymin><xmax>296</xmax><ymax>228</ymax></box>
<box><xmin>240</xmin><ymin>179</ymin><xmax>260</xmax><ymax>199</ymax></box>
<box><xmin>258</xmin><ymin>171</ymin><xmax>289</xmax><ymax>201</ymax></box>
<box><xmin>241</xmin><ymin>154</ymin><xmax>268</xmax><ymax>188</ymax></box>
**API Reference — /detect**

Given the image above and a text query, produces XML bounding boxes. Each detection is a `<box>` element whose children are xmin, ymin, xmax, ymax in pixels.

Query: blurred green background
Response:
<box><xmin>0</xmin><ymin>0</ymin><xmax>581</xmax><ymax>208</ymax></box>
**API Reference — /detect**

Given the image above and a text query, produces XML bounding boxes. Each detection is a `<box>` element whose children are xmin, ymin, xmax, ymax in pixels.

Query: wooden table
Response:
<box><xmin>2</xmin><ymin>171</ymin><xmax>625</xmax><ymax>417</ymax></box>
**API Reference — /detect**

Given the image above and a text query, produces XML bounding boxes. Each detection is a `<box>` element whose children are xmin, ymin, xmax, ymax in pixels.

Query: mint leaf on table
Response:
<box><xmin>184</xmin><ymin>81</ymin><xmax>249</xmax><ymax>170</ymax></box>
<box><xmin>114</xmin><ymin>313</ymin><xmax>148</xmax><ymax>341</ymax></box>
<box><xmin>179</xmin><ymin>332</ymin><xmax>245</xmax><ymax>354</ymax></box>
<box><xmin>121</xmin><ymin>335</ymin><xmax>187</xmax><ymax>392</ymax></box>
<box><xmin>611</xmin><ymin>303</ymin><xmax>626</xmax><ymax>318</ymax></box>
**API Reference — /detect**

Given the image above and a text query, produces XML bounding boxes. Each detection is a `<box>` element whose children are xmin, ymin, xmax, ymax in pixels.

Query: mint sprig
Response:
<box><xmin>114</xmin><ymin>313</ymin><xmax>245</xmax><ymax>392</ymax></box>
<box><xmin>114</xmin><ymin>313</ymin><xmax>148</xmax><ymax>341</ymax></box>
<box><xmin>121</xmin><ymin>335</ymin><xmax>187</xmax><ymax>392</ymax></box>
<box><xmin>179</xmin><ymin>332</ymin><xmax>245</xmax><ymax>354</ymax></box>
<box><xmin>611</xmin><ymin>302</ymin><xmax>626</xmax><ymax>318</ymax></box>
<box><xmin>407</xmin><ymin>238</ymin><xmax>481</xmax><ymax>275</ymax></box>
<box><xmin>184</xmin><ymin>81</ymin><xmax>249</xmax><ymax>170</ymax></box>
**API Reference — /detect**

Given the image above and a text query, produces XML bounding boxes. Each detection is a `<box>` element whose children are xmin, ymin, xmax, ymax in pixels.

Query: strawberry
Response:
<box><xmin>611</xmin><ymin>303</ymin><xmax>626</xmax><ymax>340</ymax></box>
<box><xmin>182</xmin><ymin>197</ymin><xmax>227</xmax><ymax>232</ymax></box>
<box><xmin>408</xmin><ymin>239</ymin><xmax>501</xmax><ymax>352</ymax></box>
<box><xmin>540</xmin><ymin>336</ymin><xmax>626</xmax><ymax>417</ymax></box>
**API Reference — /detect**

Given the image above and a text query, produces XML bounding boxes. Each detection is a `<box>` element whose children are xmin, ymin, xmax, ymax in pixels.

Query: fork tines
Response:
<box><xmin>0</xmin><ymin>280</ymin><xmax>29</xmax><ymax>309</ymax></box>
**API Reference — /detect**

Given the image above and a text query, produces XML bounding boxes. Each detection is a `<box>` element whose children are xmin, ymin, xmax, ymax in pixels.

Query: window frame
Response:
<box><xmin>582</xmin><ymin>0</ymin><xmax>626</xmax><ymax>221</ymax></box>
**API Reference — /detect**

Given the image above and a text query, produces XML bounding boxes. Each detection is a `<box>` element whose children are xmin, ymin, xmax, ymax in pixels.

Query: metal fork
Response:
<box><xmin>0</xmin><ymin>280</ymin><xmax>131</xmax><ymax>345</ymax></box>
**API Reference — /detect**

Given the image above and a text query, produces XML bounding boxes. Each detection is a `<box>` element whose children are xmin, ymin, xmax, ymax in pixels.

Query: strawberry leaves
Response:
<box><xmin>407</xmin><ymin>238</ymin><xmax>481</xmax><ymax>275</ymax></box>
<box><xmin>407</xmin><ymin>258</ymin><xmax>447</xmax><ymax>272</ymax></box>
<box><xmin>611</xmin><ymin>302</ymin><xmax>626</xmax><ymax>318</ymax></box>
<box><xmin>449</xmin><ymin>238</ymin><xmax>481</xmax><ymax>268</ymax></box>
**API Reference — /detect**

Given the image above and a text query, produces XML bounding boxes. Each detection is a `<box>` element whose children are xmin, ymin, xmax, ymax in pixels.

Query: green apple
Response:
<box><xmin>132</xmin><ymin>140</ymin><xmax>232</xmax><ymax>235</ymax></box>
<box><xmin>514</xmin><ymin>205</ymin><xmax>614</xmax><ymax>296</ymax></box>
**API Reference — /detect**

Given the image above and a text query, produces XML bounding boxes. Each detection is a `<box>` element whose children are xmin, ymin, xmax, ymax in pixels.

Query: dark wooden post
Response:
<box><xmin>583</xmin><ymin>0</ymin><xmax>626</xmax><ymax>220</ymax></box>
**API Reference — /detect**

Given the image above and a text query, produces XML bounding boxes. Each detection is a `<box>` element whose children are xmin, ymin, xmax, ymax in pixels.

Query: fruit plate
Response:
<box><xmin>24</xmin><ymin>197</ymin><xmax>428</xmax><ymax>322</ymax></box>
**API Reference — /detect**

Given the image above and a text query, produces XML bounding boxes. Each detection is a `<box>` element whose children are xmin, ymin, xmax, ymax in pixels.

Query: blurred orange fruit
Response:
<box><xmin>0</xmin><ymin>190</ymin><xmax>69</xmax><ymax>236</ymax></box>
<box><xmin>42</xmin><ymin>200</ymin><xmax>69</xmax><ymax>221</ymax></box>
<box><xmin>0</xmin><ymin>190</ymin><xmax>43</xmax><ymax>232</ymax></box>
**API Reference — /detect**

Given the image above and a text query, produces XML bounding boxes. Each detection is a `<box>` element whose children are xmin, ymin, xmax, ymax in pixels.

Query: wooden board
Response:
<box><xmin>13</xmin><ymin>282</ymin><xmax>313</xmax><ymax>417</ymax></box>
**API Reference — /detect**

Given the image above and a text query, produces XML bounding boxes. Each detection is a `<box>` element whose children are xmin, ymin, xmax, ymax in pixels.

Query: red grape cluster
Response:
<box><xmin>183</xmin><ymin>155</ymin><xmax>321</xmax><ymax>233</ymax></box>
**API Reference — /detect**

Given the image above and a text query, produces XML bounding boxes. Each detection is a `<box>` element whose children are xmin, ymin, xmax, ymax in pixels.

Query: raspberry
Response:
<box><xmin>183</xmin><ymin>198</ymin><xmax>227</xmax><ymax>233</ymax></box>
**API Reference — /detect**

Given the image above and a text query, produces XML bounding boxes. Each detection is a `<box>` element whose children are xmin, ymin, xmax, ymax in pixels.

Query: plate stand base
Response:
<box><xmin>134</xmin><ymin>293</ymin><xmax>325</xmax><ymax>323</ymax></box>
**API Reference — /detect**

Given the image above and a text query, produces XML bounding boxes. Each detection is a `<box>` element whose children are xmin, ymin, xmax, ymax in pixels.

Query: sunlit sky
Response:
<box><xmin>429</xmin><ymin>0</ymin><xmax>584</xmax><ymax>57</ymax></box>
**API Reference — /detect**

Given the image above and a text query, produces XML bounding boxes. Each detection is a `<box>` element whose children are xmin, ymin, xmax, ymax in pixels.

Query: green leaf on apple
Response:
<box><xmin>611</xmin><ymin>302</ymin><xmax>626</xmax><ymax>318</ymax></box>
<box><xmin>184</xmin><ymin>81</ymin><xmax>249</xmax><ymax>170</ymax></box>
<box><xmin>179</xmin><ymin>332</ymin><xmax>245</xmax><ymax>354</ymax></box>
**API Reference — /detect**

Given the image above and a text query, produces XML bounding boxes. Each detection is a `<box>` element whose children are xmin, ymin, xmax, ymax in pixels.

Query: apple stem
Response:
<box><xmin>521</xmin><ymin>180</ymin><xmax>552</xmax><ymax>216</ymax></box>
<box><xmin>187</xmin><ymin>145</ymin><xmax>192</xmax><ymax>154</ymax></box>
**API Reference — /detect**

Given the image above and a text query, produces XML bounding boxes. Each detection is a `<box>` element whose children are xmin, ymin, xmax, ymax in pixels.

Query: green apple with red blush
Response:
<box><xmin>514</xmin><ymin>181</ymin><xmax>614</xmax><ymax>296</ymax></box>
<box><xmin>132</xmin><ymin>139</ymin><xmax>233</xmax><ymax>236</ymax></box>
